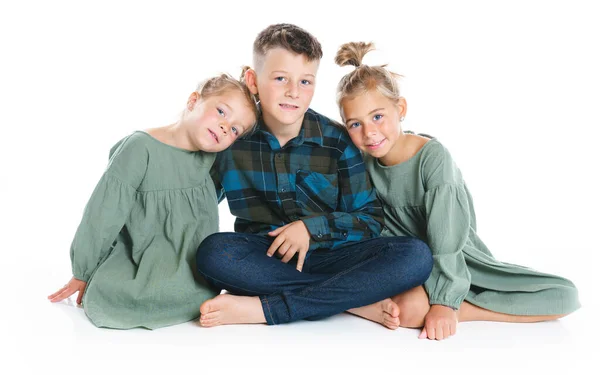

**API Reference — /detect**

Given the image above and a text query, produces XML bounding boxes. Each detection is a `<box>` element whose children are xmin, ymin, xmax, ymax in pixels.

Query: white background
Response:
<box><xmin>2</xmin><ymin>1</ymin><xmax>598</xmax><ymax>374</ymax></box>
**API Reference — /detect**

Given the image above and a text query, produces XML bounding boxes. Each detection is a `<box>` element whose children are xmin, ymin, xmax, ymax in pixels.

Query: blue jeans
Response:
<box><xmin>196</xmin><ymin>233</ymin><xmax>433</xmax><ymax>325</ymax></box>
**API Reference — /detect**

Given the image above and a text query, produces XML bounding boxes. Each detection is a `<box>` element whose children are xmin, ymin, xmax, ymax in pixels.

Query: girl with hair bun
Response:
<box><xmin>335</xmin><ymin>42</ymin><xmax>580</xmax><ymax>340</ymax></box>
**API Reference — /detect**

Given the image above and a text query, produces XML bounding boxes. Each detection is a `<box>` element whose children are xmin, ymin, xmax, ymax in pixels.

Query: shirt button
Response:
<box><xmin>280</xmin><ymin>188</ymin><xmax>286</xmax><ymax>192</ymax></box>
<box><xmin>317</xmin><ymin>233</ymin><xmax>323</xmax><ymax>238</ymax></box>
<box><xmin>342</xmin><ymin>232</ymin><xmax>348</xmax><ymax>237</ymax></box>
<box><xmin>276</xmin><ymin>153</ymin><xmax>283</xmax><ymax>159</ymax></box>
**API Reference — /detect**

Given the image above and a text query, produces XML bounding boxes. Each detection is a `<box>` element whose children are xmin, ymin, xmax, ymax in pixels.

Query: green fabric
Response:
<box><xmin>366</xmin><ymin>139</ymin><xmax>580</xmax><ymax>315</ymax></box>
<box><xmin>70</xmin><ymin>131</ymin><xmax>219</xmax><ymax>329</ymax></box>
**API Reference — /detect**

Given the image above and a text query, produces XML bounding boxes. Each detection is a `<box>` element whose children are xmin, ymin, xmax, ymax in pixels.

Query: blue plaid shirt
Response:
<box><xmin>212</xmin><ymin>108</ymin><xmax>384</xmax><ymax>252</ymax></box>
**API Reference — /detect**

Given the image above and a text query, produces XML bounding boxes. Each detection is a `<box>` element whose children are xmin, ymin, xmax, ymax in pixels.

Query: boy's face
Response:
<box><xmin>254</xmin><ymin>48</ymin><xmax>319</xmax><ymax>132</ymax></box>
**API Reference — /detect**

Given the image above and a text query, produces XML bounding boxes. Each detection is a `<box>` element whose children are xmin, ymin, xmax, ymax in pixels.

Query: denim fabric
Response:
<box><xmin>196</xmin><ymin>233</ymin><xmax>433</xmax><ymax>325</ymax></box>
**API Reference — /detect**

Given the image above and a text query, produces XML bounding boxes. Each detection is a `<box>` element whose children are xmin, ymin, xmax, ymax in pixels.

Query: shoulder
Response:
<box><xmin>420</xmin><ymin>138</ymin><xmax>452</xmax><ymax>162</ymax></box>
<box><xmin>305</xmin><ymin>109</ymin><xmax>357</xmax><ymax>153</ymax></box>
<box><xmin>106</xmin><ymin>131</ymin><xmax>153</xmax><ymax>169</ymax></box>
<box><xmin>306</xmin><ymin>109</ymin><xmax>347</xmax><ymax>139</ymax></box>
<box><xmin>418</xmin><ymin>139</ymin><xmax>463</xmax><ymax>186</ymax></box>
<box><xmin>109</xmin><ymin>131</ymin><xmax>152</xmax><ymax>158</ymax></box>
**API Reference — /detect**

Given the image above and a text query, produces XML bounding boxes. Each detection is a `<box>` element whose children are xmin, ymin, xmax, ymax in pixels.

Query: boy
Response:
<box><xmin>196</xmin><ymin>24</ymin><xmax>433</xmax><ymax>327</ymax></box>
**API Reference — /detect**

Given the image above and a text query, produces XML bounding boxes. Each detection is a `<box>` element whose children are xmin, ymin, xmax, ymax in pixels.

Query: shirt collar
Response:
<box><xmin>252</xmin><ymin>109</ymin><xmax>324</xmax><ymax>148</ymax></box>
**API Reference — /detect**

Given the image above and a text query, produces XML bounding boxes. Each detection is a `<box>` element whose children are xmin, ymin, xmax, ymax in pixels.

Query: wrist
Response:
<box><xmin>431</xmin><ymin>304</ymin><xmax>457</xmax><ymax>312</ymax></box>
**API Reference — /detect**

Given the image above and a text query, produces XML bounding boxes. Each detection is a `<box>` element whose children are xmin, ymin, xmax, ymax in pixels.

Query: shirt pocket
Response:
<box><xmin>295</xmin><ymin>169</ymin><xmax>339</xmax><ymax>212</ymax></box>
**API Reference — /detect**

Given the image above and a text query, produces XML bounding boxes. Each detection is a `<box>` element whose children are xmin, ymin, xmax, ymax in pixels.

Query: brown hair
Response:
<box><xmin>195</xmin><ymin>71</ymin><xmax>259</xmax><ymax>131</ymax></box>
<box><xmin>335</xmin><ymin>42</ymin><xmax>403</xmax><ymax>113</ymax></box>
<box><xmin>253</xmin><ymin>24</ymin><xmax>323</xmax><ymax>70</ymax></box>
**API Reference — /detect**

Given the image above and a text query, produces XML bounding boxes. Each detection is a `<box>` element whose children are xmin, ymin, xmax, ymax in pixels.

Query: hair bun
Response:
<box><xmin>334</xmin><ymin>42</ymin><xmax>375</xmax><ymax>67</ymax></box>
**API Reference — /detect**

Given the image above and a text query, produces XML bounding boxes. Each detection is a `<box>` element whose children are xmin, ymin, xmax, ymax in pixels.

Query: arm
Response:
<box><xmin>49</xmin><ymin>135</ymin><xmax>148</xmax><ymax>303</ymax></box>
<box><xmin>69</xmin><ymin>172</ymin><xmax>140</xmax><ymax>282</ymax></box>
<box><xmin>419</xmin><ymin>183</ymin><xmax>472</xmax><ymax>340</ymax></box>
<box><xmin>423</xmin><ymin>183</ymin><xmax>472</xmax><ymax>310</ymax></box>
<box><xmin>419</xmin><ymin>143</ymin><xmax>472</xmax><ymax>340</ymax></box>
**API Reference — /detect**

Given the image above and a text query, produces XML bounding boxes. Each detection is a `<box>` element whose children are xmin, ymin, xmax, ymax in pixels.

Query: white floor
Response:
<box><xmin>8</xmin><ymin>289</ymin><xmax>595</xmax><ymax>374</ymax></box>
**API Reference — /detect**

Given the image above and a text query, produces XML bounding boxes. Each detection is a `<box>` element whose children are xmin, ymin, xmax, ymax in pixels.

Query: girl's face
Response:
<box><xmin>186</xmin><ymin>90</ymin><xmax>256</xmax><ymax>152</ymax></box>
<box><xmin>341</xmin><ymin>89</ymin><xmax>406</xmax><ymax>159</ymax></box>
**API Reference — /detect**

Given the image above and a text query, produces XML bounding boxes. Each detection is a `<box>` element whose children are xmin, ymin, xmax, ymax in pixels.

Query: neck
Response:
<box><xmin>149</xmin><ymin>121</ymin><xmax>198</xmax><ymax>151</ymax></box>
<box><xmin>262</xmin><ymin>111</ymin><xmax>304</xmax><ymax>147</ymax></box>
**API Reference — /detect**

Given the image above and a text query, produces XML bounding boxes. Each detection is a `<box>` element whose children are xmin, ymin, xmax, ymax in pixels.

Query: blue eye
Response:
<box><xmin>217</xmin><ymin>108</ymin><xmax>225</xmax><ymax>116</ymax></box>
<box><xmin>301</xmin><ymin>79</ymin><xmax>311</xmax><ymax>85</ymax></box>
<box><xmin>349</xmin><ymin>122</ymin><xmax>360</xmax><ymax>129</ymax></box>
<box><xmin>275</xmin><ymin>77</ymin><xmax>285</xmax><ymax>82</ymax></box>
<box><xmin>373</xmin><ymin>114</ymin><xmax>383</xmax><ymax>121</ymax></box>
<box><xmin>232</xmin><ymin>127</ymin><xmax>238</xmax><ymax>135</ymax></box>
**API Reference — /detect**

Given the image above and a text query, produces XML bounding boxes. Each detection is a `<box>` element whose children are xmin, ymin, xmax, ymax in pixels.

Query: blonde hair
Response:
<box><xmin>195</xmin><ymin>71</ymin><xmax>259</xmax><ymax>125</ymax></box>
<box><xmin>335</xmin><ymin>42</ymin><xmax>403</xmax><ymax>113</ymax></box>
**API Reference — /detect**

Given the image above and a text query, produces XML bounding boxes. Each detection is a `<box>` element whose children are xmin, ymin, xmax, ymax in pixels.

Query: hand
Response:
<box><xmin>267</xmin><ymin>221</ymin><xmax>311</xmax><ymax>272</ymax></box>
<box><xmin>48</xmin><ymin>277</ymin><xmax>87</xmax><ymax>304</ymax></box>
<box><xmin>419</xmin><ymin>304</ymin><xmax>458</xmax><ymax>340</ymax></box>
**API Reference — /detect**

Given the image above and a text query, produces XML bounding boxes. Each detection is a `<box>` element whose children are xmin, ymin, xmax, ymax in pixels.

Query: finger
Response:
<box><xmin>49</xmin><ymin>287</ymin><xmax>75</xmax><ymax>303</ymax></box>
<box><xmin>418</xmin><ymin>327</ymin><xmax>427</xmax><ymax>339</ymax></box>
<box><xmin>48</xmin><ymin>286</ymin><xmax>68</xmax><ymax>300</ymax></box>
<box><xmin>450</xmin><ymin>322</ymin><xmax>457</xmax><ymax>336</ymax></box>
<box><xmin>427</xmin><ymin>326</ymin><xmax>436</xmax><ymax>340</ymax></box>
<box><xmin>276</xmin><ymin>242</ymin><xmax>292</xmax><ymax>258</ymax></box>
<box><xmin>436</xmin><ymin>323</ymin><xmax>444</xmax><ymax>341</ymax></box>
<box><xmin>442</xmin><ymin>324</ymin><xmax>451</xmax><ymax>340</ymax></box>
<box><xmin>268</xmin><ymin>223</ymin><xmax>290</xmax><ymax>236</ymax></box>
<box><xmin>296</xmin><ymin>249</ymin><xmax>307</xmax><ymax>272</ymax></box>
<box><xmin>281</xmin><ymin>246</ymin><xmax>297</xmax><ymax>264</ymax></box>
<box><xmin>76</xmin><ymin>287</ymin><xmax>85</xmax><ymax>305</ymax></box>
<box><xmin>266</xmin><ymin>235</ymin><xmax>286</xmax><ymax>257</ymax></box>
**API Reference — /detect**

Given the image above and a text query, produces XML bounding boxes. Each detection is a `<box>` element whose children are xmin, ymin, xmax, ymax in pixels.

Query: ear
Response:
<box><xmin>244</xmin><ymin>68</ymin><xmax>259</xmax><ymax>95</ymax></box>
<box><xmin>187</xmin><ymin>92</ymin><xmax>200</xmax><ymax>111</ymax></box>
<box><xmin>396</xmin><ymin>97</ymin><xmax>407</xmax><ymax>119</ymax></box>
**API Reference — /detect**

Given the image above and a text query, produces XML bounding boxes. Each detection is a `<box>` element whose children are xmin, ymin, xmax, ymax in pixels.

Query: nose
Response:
<box><xmin>285</xmin><ymin>82</ymin><xmax>299</xmax><ymax>99</ymax></box>
<box><xmin>219</xmin><ymin>122</ymin><xmax>230</xmax><ymax>134</ymax></box>
<box><xmin>363</xmin><ymin>122</ymin><xmax>378</xmax><ymax>136</ymax></box>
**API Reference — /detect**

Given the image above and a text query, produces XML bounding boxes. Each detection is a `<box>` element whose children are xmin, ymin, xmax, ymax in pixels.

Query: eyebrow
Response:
<box><xmin>271</xmin><ymin>70</ymin><xmax>316</xmax><ymax>78</ymax></box>
<box><xmin>345</xmin><ymin>108</ymin><xmax>385</xmax><ymax>125</ymax></box>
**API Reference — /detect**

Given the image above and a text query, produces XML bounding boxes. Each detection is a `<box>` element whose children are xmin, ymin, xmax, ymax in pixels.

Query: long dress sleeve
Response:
<box><xmin>70</xmin><ymin>134</ymin><xmax>148</xmax><ymax>282</ymax></box>
<box><xmin>423</xmin><ymin>183</ymin><xmax>472</xmax><ymax>309</ymax></box>
<box><xmin>421</xmin><ymin>142</ymin><xmax>472</xmax><ymax>309</ymax></box>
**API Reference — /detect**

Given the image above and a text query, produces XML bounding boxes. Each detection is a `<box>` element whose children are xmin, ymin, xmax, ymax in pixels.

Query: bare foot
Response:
<box><xmin>199</xmin><ymin>294</ymin><xmax>267</xmax><ymax>327</ymax></box>
<box><xmin>347</xmin><ymin>298</ymin><xmax>400</xmax><ymax>330</ymax></box>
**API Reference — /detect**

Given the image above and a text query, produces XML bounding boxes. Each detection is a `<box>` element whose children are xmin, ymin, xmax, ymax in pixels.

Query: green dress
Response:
<box><xmin>70</xmin><ymin>131</ymin><xmax>219</xmax><ymax>329</ymax></box>
<box><xmin>365</xmin><ymin>138</ymin><xmax>580</xmax><ymax>315</ymax></box>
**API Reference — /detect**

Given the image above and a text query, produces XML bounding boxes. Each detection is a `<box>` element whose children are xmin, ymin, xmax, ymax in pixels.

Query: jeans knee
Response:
<box><xmin>407</xmin><ymin>238</ymin><xmax>433</xmax><ymax>281</ymax></box>
<box><xmin>196</xmin><ymin>233</ymin><xmax>228</xmax><ymax>275</ymax></box>
<box><xmin>387</xmin><ymin>237</ymin><xmax>433</xmax><ymax>284</ymax></box>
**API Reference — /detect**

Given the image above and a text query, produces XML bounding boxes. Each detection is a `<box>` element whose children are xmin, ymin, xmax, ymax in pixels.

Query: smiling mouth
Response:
<box><xmin>366</xmin><ymin>139</ymin><xmax>385</xmax><ymax>148</ymax></box>
<box><xmin>208</xmin><ymin>129</ymin><xmax>219</xmax><ymax>143</ymax></box>
<box><xmin>279</xmin><ymin>104</ymin><xmax>299</xmax><ymax>110</ymax></box>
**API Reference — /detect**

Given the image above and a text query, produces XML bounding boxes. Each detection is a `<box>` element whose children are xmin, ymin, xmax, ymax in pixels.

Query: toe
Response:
<box><xmin>384</xmin><ymin>315</ymin><xmax>400</xmax><ymax>330</ymax></box>
<box><xmin>200</xmin><ymin>299</ymin><xmax>216</xmax><ymax>315</ymax></box>
<box><xmin>200</xmin><ymin>316</ymin><xmax>220</xmax><ymax>327</ymax></box>
<box><xmin>383</xmin><ymin>299</ymin><xmax>400</xmax><ymax>318</ymax></box>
